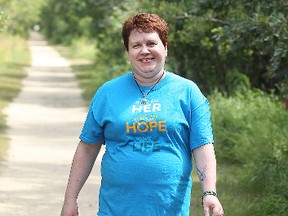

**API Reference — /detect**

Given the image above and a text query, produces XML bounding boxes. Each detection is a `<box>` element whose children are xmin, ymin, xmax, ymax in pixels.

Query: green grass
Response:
<box><xmin>209</xmin><ymin>90</ymin><xmax>288</xmax><ymax>216</ymax></box>
<box><xmin>190</xmin><ymin>163</ymin><xmax>255</xmax><ymax>216</ymax></box>
<box><xmin>0</xmin><ymin>33</ymin><xmax>30</xmax><ymax>161</ymax></box>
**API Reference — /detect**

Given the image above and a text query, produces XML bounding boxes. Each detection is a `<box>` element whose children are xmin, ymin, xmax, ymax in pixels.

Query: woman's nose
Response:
<box><xmin>140</xmin><ymin>45</ymin><xmax>150</xmax><ymax>54</ymax></box>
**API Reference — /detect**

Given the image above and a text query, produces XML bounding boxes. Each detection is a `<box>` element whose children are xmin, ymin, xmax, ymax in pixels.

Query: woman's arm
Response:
<box><xmin>193</xmin><ymin>144</ymin><xmax>224</xmax><ymax>216</ymax></box>
<box><xmin>61</xmin><ymin>140</ymin><xmax>102</xmax><ymax>216</ymax></box>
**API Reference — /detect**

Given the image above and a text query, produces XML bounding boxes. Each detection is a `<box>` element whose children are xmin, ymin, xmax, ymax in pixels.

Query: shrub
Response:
<box><xmin>209</xmin><ymin>89</ymin><xmax>288</xmax><ymax>215</ymax></box>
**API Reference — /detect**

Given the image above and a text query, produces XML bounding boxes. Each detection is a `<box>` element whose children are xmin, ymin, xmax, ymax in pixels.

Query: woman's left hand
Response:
<box><xmin>203</xmin><ymin>195</ymin><xmax>224</xmax><ymax>216</ymax></box>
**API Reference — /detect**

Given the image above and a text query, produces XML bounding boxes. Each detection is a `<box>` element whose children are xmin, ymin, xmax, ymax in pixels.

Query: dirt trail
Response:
<box><xmin>0</xmin><ymin>32</ymin><xmax>102</xmax><ymax>216</ymax></box>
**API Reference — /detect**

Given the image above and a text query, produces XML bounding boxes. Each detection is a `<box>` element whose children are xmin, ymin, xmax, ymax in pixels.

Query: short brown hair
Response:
<box><xmin>122</xmin><ymin>13</ymin><xmax>168</xmax><ymax>51</ymax></box>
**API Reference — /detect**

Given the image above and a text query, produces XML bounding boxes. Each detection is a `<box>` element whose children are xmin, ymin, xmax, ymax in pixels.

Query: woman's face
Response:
<box><xmin>127</xmin><ymin>29</ymin><xmax>167</xmax><ymax>80</ymax></box>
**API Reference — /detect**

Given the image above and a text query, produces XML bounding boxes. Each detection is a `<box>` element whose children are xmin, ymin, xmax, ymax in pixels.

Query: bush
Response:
<box><xmin>210</xmin><ymin>89</ymin><xmax>288</xmax><ymax>215</ymax></box>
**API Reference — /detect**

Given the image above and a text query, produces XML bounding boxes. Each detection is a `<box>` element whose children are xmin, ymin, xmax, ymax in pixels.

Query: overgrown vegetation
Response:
<box><xmin>39</xmin><ymin>0</ymin><xmax>288</xmax><ymax>99</ymax></box>
<box><xmin>210</xmin><ymin>90</ymin><xmax>288</xmax><ymax>215</ymax></box>
<box><xmin>0</xmin><ymin>34</ymin><xmax>30</xmax><ymax>161</ymax></box>
<box><xmin>0</xmin><ymin>0</ymin><xmax>45</xmax><ymax>37</ymax></box>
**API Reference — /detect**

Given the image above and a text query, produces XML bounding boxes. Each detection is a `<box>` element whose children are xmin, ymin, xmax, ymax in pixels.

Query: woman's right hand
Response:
<box><xmin>61</xmin><ymin>200</ymin><xmax>79</xmax><ymax>216</ymax></box>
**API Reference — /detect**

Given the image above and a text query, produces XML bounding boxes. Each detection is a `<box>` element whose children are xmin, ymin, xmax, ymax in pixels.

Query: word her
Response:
<box><xmin>132</xmin><ymin>103</ymin><xmax>161</xmax><ymax>113</ymax></box>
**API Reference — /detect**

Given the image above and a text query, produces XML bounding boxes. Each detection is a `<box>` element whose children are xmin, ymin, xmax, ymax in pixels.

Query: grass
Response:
<box><xmin>190</xmin><ymin>163</ymin><xmax>255</xmax><ymax>215</ymax></box>
<box><xmin>0</xmin><ymin>33</ymin><xmax>30</xmax><ymax>161</ymax></box>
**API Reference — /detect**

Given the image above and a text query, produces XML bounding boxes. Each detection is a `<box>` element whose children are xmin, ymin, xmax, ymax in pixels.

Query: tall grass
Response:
<box><xmin>0</xmin><ymin>34</ymin><xmax>30</xmax><ymax>161</ymax></box>
<box><xmin>210</xmin><ymin>90</ymin><xmax>288</xmax><ymax>215</ymax></box>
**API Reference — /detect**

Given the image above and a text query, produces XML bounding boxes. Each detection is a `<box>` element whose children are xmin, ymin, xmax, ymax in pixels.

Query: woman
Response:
<box><xmin>61</xmin><ymin>13</ymin><xmax>224</xmax><ymax>216</ymax></box>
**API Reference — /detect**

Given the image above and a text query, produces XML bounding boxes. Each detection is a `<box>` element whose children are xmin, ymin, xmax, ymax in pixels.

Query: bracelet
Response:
<box><xmin>202</xmin><ymin>190</ymin><xmax>217</xmax><ymax>206</ymax></box>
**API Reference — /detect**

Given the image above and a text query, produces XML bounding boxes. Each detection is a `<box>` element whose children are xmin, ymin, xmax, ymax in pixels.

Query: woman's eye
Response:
<box><xmin>132</xmin><ymin>44</ymin><xmax>140</xmax><ymax>49</ymax></box>
<box><xmin>148</xmin><ymin>42</ymin><xmax>157</xmax><ymax>46</ymax></box>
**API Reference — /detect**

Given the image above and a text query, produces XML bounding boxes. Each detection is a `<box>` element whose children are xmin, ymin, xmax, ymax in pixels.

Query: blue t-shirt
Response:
<box><xmin>80</xmin><ymin>72</ymin><xmax>214</xmax><ymax>216</ymax></box>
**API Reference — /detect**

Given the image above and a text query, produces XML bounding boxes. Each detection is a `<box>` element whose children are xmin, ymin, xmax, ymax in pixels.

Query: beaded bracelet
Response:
<box><xmin>202</xmin><ymin>190</ymin><xmax>217</xmax><ymax>206</ymax></box>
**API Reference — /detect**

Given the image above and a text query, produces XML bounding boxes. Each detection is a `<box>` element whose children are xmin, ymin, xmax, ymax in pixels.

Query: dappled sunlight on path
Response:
<box><xmin>0</xmin><ymin>31</ymin><xmax>102</xmax><ymax>216</ymax></box>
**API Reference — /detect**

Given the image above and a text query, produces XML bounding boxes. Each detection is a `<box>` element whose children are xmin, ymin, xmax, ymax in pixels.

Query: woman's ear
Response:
<box><xmin>126</xmin><ymin>51</ymin><xmax>131</xmax><ymax>63</ymax></box>
<box><xmin>165</xmin><ymin>42</ymin><xmax>168</xmax><ymax>57</ymax></box>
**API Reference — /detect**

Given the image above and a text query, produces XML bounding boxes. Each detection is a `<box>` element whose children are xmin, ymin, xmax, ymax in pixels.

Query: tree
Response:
<box><xmin>39</xmin><ymin>0</ymin><xmax>288</xmax><ymax>98</ymax></box>
<box><xmin>164</xmin><ymin>0</ymin><xmax>288</xmax><ymax>95</ymax></box>
<box><xmin>0</xmin><ymin>0</ymin><xmax>45</xmax><ymax>36</ymax></box>
<box><xmin>0</xmin><ymin>11</ymin><xmax>7</xmax><ymax>31</ymax></box>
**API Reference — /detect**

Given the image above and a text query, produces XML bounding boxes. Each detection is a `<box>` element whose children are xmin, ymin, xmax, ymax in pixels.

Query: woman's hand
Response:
<box><xmin>61</xmin><ymin>199</ymin><xmax>79</xmax><ymax>216</ymax></box>
<box><xmin>203</xmin><ymin>195</ymin><xmax>224</xmax><ymax>216</ymax></box>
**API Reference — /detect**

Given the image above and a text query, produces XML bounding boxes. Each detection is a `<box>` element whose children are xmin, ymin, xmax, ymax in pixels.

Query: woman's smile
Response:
<box><xmin>139</xmin><ymin>57</ymin><xmax>154</xmax><ymax>63</ymax></box>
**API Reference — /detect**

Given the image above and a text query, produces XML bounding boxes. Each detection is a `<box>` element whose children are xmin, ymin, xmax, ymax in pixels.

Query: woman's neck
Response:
<box><xmin>133</xmin><ymin>70</ymin><xmax>166</xmax><ymax>86</ymax></box>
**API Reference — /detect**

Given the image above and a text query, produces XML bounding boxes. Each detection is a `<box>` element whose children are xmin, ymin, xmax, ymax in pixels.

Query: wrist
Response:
<box><xmin>64</xmin><ymin>196</ymin><xmax>77</xmax><ymax>204</ymax></box>
<box><xmin>202</xmin><ymin>190</ymin><xmax>217</xmax><ymax>206</ymax></box>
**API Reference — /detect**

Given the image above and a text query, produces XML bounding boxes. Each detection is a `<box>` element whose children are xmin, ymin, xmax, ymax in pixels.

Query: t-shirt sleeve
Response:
<box><xmin>79</xmin><ymin>89</ymin><xmax>105</xmax><ymax>144</ymax></box>
<box><xmin>189</xmin><ymin>84</ymin><xmax>214</xmax><ymax>150</ymax></box>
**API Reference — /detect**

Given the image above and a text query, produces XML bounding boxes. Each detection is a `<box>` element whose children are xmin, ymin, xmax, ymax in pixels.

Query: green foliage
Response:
<box><xmin>40</xmin><ymin>0</ymin><xmax>85</xmax><ymax>43</ymax></box>
<box><xmin>157</xmin><ymin>0</ymin><xmax>288</xmax><ymax>96</ymax></box>
<box><xmin>210</xmin><ymin>89</ymin><xmax>288</xmax><ymax>215</ymax></box>
<box><xmin>39</xmin><ymin>0</ymin><xmax>288</xmax><ymax>98</ymax></box>
<box><xmin>0</xmin><ymin>0</ymin><xmax>45</xmax><ymax>37</ymax></box>
<box><xmin>0</xmin><ymin>11</ymin><xmax>7</xmax><ymax>31</ymax></box>
<box><xmin>2</xmin><ymin>0</ymin><xmax>288</xmax><ymax>97</ymax></box>
<box><xmin>211</xmin><ymin>89</ymin><xmax>286</xmax><ymax>163</ymax></box>
<box><xmin>0</xmin><ymin>34</ymin><xmax>30</xmax><ymax>160</ymax></box>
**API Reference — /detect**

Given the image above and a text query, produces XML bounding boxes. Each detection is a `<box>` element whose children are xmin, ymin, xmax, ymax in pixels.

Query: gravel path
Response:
<box><xmin>0</xmin><ymin>32</ymin><xmax>102</xmax><ymax>216</ymax></box>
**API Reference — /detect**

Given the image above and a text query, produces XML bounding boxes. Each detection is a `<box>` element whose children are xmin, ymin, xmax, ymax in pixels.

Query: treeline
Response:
<box><xmin>2</xmin><ymin>0</ymin><xmax>287</xmax><ymax>99</ymax></box>
<box><xmin>39</xmin><ymin>0</ymin><xmax>288</xmax><ymax>100</ymax></box>
<box><xmin>0</xmin><ymin>0</ymin><xmax>44</xmax><ymax>36</ymax></box>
